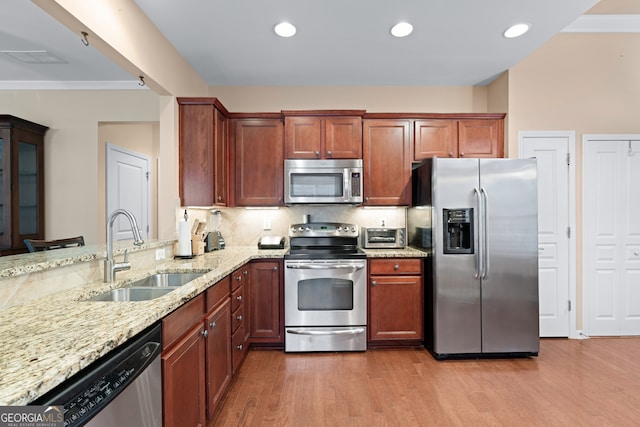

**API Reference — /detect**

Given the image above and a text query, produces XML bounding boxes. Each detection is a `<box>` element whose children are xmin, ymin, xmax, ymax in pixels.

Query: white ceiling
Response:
<box><xmin>0</xmin><ymin>0</ymin><xmax>617</xmax><ymax>89</ymax></box>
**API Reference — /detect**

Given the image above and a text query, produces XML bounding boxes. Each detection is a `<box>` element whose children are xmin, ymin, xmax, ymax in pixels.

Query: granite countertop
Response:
<box><xmin>0</xmin><ymin>245</ymin><xmax>428</xmax><ymax>406</ymax></box>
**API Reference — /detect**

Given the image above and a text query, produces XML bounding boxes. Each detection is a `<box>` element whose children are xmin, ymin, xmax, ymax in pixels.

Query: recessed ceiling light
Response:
<box><xmin>390</xmin><ymin>22</ymin><xmax>413</xmax><ymax>38</ymax></box>
<box><xmin>274</xmin><ymin>22</ymin><xmax>297</xmax><ymax>38</ymax></box>
<box><xmin>503</xmin><ymin>23</ymin><xmax>530</xmax><ymax>38</ymax></box>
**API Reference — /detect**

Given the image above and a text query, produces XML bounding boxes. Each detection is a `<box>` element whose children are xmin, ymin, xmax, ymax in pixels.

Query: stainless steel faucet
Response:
<box><xmin>104</xmin><ymin>209</ymin><xmax>145</xmax><ymax>282</ymax></box>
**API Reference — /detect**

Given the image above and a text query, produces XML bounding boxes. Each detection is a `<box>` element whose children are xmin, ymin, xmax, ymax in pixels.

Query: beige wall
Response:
<box><xmin>508</xmin><ymin>32</ymin><xmax>640</xmax><ymax>329</ymax></box>
<box><xmin>0</xmin><ymin>90</ymin><xmax>159</xmax><ymax>244</ymax></box>
<box><xmin>208</xmin><ymin>86</ymin><xmax>489</xmax><ymax>113</ymax></box>
<box><xmin>98</xmin><ymin>122</ymin><xmax>159</xmax><ymax>243</ymax></box>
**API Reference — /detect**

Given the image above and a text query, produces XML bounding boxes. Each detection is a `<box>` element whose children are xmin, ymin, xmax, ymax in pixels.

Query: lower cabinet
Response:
<box><xmin>249</xmin><ymin>260</ymin><xmax>283</xmax><ymax>344</ymax></box>
<box><xmin>230</xmin><ymin>265</ymin><xmax>250</xmax><ymax>373</ymax></box>
<box><xmin>368</xmin><ymin>258</ymin><xmax>424</xmax><ymax>343</ymax></box>
<box><xmin>162</xmin><ymin>276</ymin><xmax>232</xmax><ymax>426</ymax></box>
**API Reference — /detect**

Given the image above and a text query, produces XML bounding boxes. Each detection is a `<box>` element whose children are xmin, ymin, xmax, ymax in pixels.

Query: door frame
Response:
<box><xmin>518</xmin><ymin>131</ymin><xmax>578</xmax><ymax>338</ymax></box>
<box><xmin>582</xmin><ymin>134</ymin><xmax>640</xmax><ymax>337</ymax></box>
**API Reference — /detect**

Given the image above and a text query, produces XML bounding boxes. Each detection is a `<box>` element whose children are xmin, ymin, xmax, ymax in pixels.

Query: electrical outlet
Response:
<box><xmin>381</xmin><ymin>218</ymin><xmax>386</xmax><ymax>227</ymax></box>
<box><xmin>155</xmin><ymin>248</ymin><xmax>166</xmax><ymax>261</ymax></box>
<box><xmin>263</xmin><ymin>218</ymin><xmax>272</xmax><ymax>230</ymax></box>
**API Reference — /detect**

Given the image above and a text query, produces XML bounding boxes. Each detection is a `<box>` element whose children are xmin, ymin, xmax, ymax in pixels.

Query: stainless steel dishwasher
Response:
<box><xmin>33</xmin><ymin>323</ymin><xmax>162</xmax><ymax>427</ymax></box>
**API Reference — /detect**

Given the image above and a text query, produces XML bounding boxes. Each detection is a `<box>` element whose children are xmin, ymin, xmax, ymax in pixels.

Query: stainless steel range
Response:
<box><xmin>284</xmin><ymin>222</ymin><xmax>367</xmax><ymax>352</ymax></box>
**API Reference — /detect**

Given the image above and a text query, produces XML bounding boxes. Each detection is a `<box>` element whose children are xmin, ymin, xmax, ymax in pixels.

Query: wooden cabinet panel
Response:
<box><xmin>249</xmin><ymin>260</ymin><xmax>283</xmax><ymax>343</ymax></box>
<box><xmin>284</xmin><ymin>115</ymin><xmax>361</xmax><ymax>159</ymax></box>
<box><xmin>205</xmin><ymin>298</ymin><xmax>232</xmax><ymax>418</ymax></box>
<box><xmin>414</xmin><ymin>119</ymin><xmax>457</xmax><ymax>159</ymax></box>
<box><xmin>458</xmin><ymin>119</ymin><xmax>504</xmax><ymax>158</ymax></box>
<box><xmin>162</xmin><ymin>323</ymin><xmax>206</xmax><ymax>427</ymax></box>
<box><xmin>234</xmin><ymin>119</ymin><xmax>284</xmax><ymax>206</ymax></box>
<box><xmin>178</xmin><ymin>99</ymin><xmax>229</xmax><ymax>207</ymax></box>
<box><xmin>162</xmin><ymin>294</ymin><xmax>205</xmax><ymax>350</ymax></box>
<box><xmin>179</xmin><ymin>104</ymin><xmax>214</xmax><ymax>206</ymax></box>
<box><xmin>369</xmin><ymin>275</ymin><xmax>424</xmax><ymax>341</ymax></box>
<box><xmin>0</xmin><ymin>115</ymin><xmax>47</xmax><ymax>255</ymax></box>
<box><xmin>363</xmin><ymin>120</ymin><xmax>411</xmax><ymax>206</ymax></box>
<box><xmin>369</xmin><ymin>258</ymin><xmax>424</xmax><ymax>343</ymax></box>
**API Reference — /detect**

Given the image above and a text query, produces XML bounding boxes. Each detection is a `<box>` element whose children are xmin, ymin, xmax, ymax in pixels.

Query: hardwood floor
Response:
<box><xmin>211</xmin><ymin>338</ymin><xmax>640</xmax><ymax>426</ymax></box>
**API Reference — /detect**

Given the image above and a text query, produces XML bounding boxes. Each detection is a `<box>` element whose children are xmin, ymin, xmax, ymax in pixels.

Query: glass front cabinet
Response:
<box><xmin>0</xmin><ymin>115</ymin><xmax>47</xmax><ymax>255</ymax></box>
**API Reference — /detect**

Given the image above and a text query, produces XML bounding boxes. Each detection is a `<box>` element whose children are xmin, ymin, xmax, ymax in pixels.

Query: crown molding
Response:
<box><xmin>0</xmin><ymin>81</ymin><xmax>148</xmax><ymax>90</ymax></box>
<box><xmin>562</xmin><ymin>14</ymin><xmax>640</xmax><ymax>33</ymax></box>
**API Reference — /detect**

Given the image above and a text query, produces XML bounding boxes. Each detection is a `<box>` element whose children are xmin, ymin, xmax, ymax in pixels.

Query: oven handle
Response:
<box><xmin>286</xmin><ymin>328</ymin><xmax>366</xmax><ymax>336</ymax></box>
<box><xmin>285</xmin><ymin>264</ymin><xmax>365</xmax><ymax>271</ymax></box>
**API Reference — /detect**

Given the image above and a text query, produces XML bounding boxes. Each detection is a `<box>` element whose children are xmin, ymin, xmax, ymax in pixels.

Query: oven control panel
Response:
<box><xmin>289</xmin><ymin>222</ymin><xmax>359</xmax><ymax>238</ymax></box>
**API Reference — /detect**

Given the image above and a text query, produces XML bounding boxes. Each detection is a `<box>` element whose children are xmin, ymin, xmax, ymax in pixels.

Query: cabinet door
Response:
<box><xmin>214</xmin><ymin>108</ymin><xmax>228</xmax><ymax>206</ymax></box>
<box><xmin>363</xmin><ymin>120</ymin><xmax>411</xmax><ymax>206</ymax></box>
<box><xmin>369</xmin><ymin>275</ymin><xmax>423</xmax><ymax>341</ymax></box>
<box><xmin>234</xmin><ymin>119</ymin><xmax>284</xmax><ymax>206</ymax></box>
<box><xmin>162</xmin><ymin>324</ymin><xmax>206</xmax><ymax>427</ymax></box>
<box><xmin>414</xmin><ymin>119</ymin><xmax>457</xmax><ymax>160</ymax></box>
<box><xmin>205</xmin><ymin>299</ymin><xmax>232</xmax><ymax>418</ymax></box>
<box><xmin>13</xmin><ymin>129</ymin><xmax>44</xmax><ymax>246</ymax></box>
<box><xmin>0</xmin><ymin>128</ymin><xmax>9</xmax><ymax>248</ymax></box>
<box><xmin>179</xmin><ymin>104</ymin><xmax>214</xmax><ymax>206</ymax></box>
<box><xmin>458</xmin><ymin>119</ymin><xmax>504</xmax><ymax>158</ymax></box>
<box><xmin>249</xmin><ymin>260</ymin><xmax>282</xmax><ymax>343</ymax></box>
<box><xmin>324</xmin><ymin>116</ymin><xmax>362</xmax><ymax>159</ymax></box>
<box><xmin>284</xmin><ymin>116</ymin><xmax>321</xmax><ymax>158</ymax></box>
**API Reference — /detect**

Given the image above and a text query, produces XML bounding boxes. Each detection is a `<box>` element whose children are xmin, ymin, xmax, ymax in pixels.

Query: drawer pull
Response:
<box><xmin>236</xmin><ymin>344</ymin><xmax>243</xmax><ymax>351</ymax></box>
<box><xmin>236</xmin><ymin>315</ymin><xmax>243</xmax><ymax>322</ymax></box>
<box><xmin>371</xmin><ymin>280</ymin><xmax>377</xmax><ymax>286</ymax></box>
<box><xmin>273</xmin><ymin>266</ymin><xmax>278</xmax><ymax>271</ymax></box>
<box><xmin>201</xmin><ymin>329</ymin><xmax>208</xmax><ymax>338</ymax></box>
<box><xmin>394</xmin><ymin>264</ymin><xmax>400</xmax><ymax>270</ymax></box>
<box><xmin>236</xmin><ymin>295</ymin><xmax>243</xmax><ymax>302</ymax></box>
<box><xmin>210</xmin><ymin>321</ymin><xmax>216</xmax><ymax>329</ymax></box>
<box><xmin>243</xmin><ymin>270</ymin><xmax>249</xmax><ymax>275</ymax></box>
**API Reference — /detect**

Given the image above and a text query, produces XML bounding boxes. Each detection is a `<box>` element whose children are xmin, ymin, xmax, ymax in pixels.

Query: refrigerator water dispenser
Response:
<box><xmin>443</xmin><ymin>208</ymin><xmax>474</xmax><ymax>254</ymax></box>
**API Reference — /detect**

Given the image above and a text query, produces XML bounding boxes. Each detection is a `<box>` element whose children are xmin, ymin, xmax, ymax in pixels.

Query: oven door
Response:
<box><xmin>284</xmin><ymin>259</ymin><xmax>367</xmax><ymax>351</ymax></box>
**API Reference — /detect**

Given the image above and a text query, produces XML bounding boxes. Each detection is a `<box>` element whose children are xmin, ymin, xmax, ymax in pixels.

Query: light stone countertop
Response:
<box><xmin>0</xmin><ymin>245</ymin><xmax>428</xmax><ymax>406</ymax></box>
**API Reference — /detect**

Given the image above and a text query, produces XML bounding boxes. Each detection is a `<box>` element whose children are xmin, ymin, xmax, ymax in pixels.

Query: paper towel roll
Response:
<box><xmin>177</xmin><ymin>221</ymin><xmax>192</xmax><ymax>256</ymax></box>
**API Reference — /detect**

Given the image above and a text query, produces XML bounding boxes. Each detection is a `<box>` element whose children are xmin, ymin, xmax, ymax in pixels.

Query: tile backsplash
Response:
<box><xmin>180</xmin><ymin>205</ymin><xmax>407</xmax><ymax>247</ymax></box>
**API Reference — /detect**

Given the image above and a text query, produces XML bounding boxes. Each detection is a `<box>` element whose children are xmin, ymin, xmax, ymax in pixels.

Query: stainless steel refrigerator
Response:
<box><xmin>408</xmin><ymin>158</ymin><xmax>539</xmax><ymax>358</ymax></box>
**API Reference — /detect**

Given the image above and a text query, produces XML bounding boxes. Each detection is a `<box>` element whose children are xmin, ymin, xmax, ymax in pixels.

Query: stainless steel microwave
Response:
<box><xmin>284</xmin><ymin>159</ymin><xmax>363</xmax><ymax>204</ymax></box>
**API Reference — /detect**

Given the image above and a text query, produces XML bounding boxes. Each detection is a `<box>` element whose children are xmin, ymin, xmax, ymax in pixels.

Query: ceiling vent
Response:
<box><xmin>1</xmin><ymin>50</ymin><xmax>67</xmax><ymax>64</ymax></box>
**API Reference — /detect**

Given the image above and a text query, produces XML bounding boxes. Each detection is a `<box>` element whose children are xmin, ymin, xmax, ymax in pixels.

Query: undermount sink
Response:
<box><xmin>85</xmin><ymin>271</ymin><xmax>207</xmax><ymax>302</ymax></box>
<box><xmin>86</xmin><ymin>287</ymin><xmax>177</xmax><ymax>302</ymax></box>
<box><xmin>127</xmin><ymin>272</ymin><xmax>206</xmax><ymax>288</ymax></box>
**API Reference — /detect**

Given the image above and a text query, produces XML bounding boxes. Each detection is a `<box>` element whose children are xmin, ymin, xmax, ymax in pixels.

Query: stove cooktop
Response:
<box><xmin>286</xmin><ymin>221</ymin><xmax>366</xmax><ymax>260</ymax></box>
<box><xmin>285</xmin><ymin>245</ymin><xmax>366</xmax><ymax>260</ymax></box>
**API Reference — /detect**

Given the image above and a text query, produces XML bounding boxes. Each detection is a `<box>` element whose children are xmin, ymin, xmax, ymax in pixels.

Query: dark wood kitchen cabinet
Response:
<box><xmin>162</xmin><ymin>277</ymin><xmax>233</xmax><ymax>426</ymax></box>
<box><xmin>178</xmin><ymin>98</ymin><xmax>229</xmax><ymax>207</ymax></box>
<box><xmin>362</xmin><ymin>119</ymin><xmax>411</xmax><ymax>206</ymax></box>
<box><xmin>283</xmin><ymin>111</ymin><xmax>364</xmax><ymax>159</ymax></box>
<box><xmin>231</xmin><ymin>117</ymin><xmax>284</xmax><ymax>206</ymax></box>
<box><xmin>249</xmin><ymin>260</ymin><xmax>283</xmax><ymax>345</ymax></box>
<box><xmin>230</xmin><ymin>264</ymin><xmax>251</xmax><ymax>372</ymax></box>
<box><xmin>414</xmin><ymin>116</ymin><xmax>504</xmax><ymax>160</ymax></box>
<box><xmin>0</xmin><ymin>115</ymin><xmax>47</xmax><ymax>255</ymax></box>
<box><xmin>368</xmin><ymin>258</ymin><xmax>424</xmax><ymax>344</ymax></box>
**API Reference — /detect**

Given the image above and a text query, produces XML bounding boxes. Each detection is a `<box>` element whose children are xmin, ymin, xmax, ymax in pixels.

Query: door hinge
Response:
<box><xmin>568</xmin><ymin>300</ymin><xmax>572</xmax><ymax>311</ymax></box>
<box><xmin>145</xmin><ymin>171</ymin><xmax>150</xmax><ymax>180</ymax></box>
<box><xmin>566</xmin><ymin>226</ymin><xmax>571</xmax><ymax>238</ymax></box>
<box><xmin>566</xmin><ymin>152</ymin><xmax>570</xmax><ymax>165</ymax></box>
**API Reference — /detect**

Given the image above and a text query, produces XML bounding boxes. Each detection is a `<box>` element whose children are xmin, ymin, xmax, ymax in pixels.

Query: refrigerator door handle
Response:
<box><xmin>474</xmin><ymin>187</ymin><xmax>483</xmax><ymax>280</ymax></box>
<box><xmin>481</xmin><ymin>187</ymin><xmax>489</xmax><ymax>279</ymax></box>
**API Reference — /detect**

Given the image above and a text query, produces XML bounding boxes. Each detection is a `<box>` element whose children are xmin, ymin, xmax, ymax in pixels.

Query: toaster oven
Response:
<box><xmin>362</xmin><ymin>228</ymin><xmax>406</xmax><ymax>249</ymax></box>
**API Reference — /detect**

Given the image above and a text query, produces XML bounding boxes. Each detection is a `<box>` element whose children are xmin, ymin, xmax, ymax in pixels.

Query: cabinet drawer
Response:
<box><xmin>163</xmin><ymin>293</ymin><xmax>205</xmax><ymax>350</ymax></box>
<box><xmin>231</xmin><ymin>284</ymin><xmax>244</xmax><ymax>312</ymax></box>
<box><xmin>206</xmin><ymin>275</ymin><xmax>231</xmax><ymax>312</ymax></box>
<box><xmin>231</xmin><ymin>323</ymin><xmax>247</xmax><ymax>373</ymax></box>
<box><xmin>231</xmin><ymin>266</ymin><xmax>248</xmax><ymax>290</ymax></box>
<box><xmin>369</xmin><ymin>258</ymin><xmax>422</xmax><ymax>275</ymax></box>
<box><xmin>231</xmin><ymin>304</ymin><xmax>245</xmax><ymax>333</ymax></box>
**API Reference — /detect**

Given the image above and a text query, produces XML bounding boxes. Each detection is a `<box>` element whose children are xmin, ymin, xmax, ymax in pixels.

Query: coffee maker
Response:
<box><xmin>205</xmin><ymin>210</ymin><xmax>225</xmax><ymax>251</ymax></box>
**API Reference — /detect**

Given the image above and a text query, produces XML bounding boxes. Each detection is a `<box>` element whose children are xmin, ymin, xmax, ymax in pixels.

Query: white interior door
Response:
<box><xmin>519</xmin><ymin>132</ymin><xmax>575</xmax><ymax>337</ymax></box>
<box><xmin>584</xmin><ymin>136</ymin><xmax>640</xmax><ymax>336</ymax></box>
<box><xmin>106</xmin><ymin>143</ymin><xmax>150</xmax><ymax>241</ymax></box>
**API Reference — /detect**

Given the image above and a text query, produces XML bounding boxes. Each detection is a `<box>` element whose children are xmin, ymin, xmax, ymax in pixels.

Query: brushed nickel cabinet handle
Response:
<box><xmin>236</xmin><ymin>315</ymin><xmax>243</xmax><ymax>322</ymax></box>
<box><xmin>210</xmin><ymin>321</ymin><xmax>216</xmax><ymax>329</ymax></box>
<box><xmin>201</xmin><ymin>329</ymin><xmax>208</xmax><ymax>338</ymax></box>
<box><xmin>371</xmin><ymin>280</ymin><xmax>377</xmax><ymax>286</ymax></box>
<box><xmin>394</xmin><ymin>264</ymin><xmax>400</xmax><ymax>270</ymax></box>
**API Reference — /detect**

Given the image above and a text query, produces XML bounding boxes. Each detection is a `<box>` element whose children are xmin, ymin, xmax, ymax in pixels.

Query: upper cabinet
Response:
<box><xmin>230</xmin><ymin>116</ymin><xmax>284</xmax><ymax>207</ymax></box>
<box><xmin>414</xmin><ymin>115</ymin><xmax>504</xmax><ymax>160</ymax></box>
<box><xmin>0</xmin><ymin>115</ymin><xmax>47</xmax><ymax>255</ymax></box>
<box><xmin>283</xmin><ymin>111</ymin><xmax>364</xmax><ymax>159</ymax></box>
<box><xmin>362</xmin><ymin>119</ymin><xmax>412</xmax><ymax>206</ymax></box>
<box><xmin>178</xmin><ymin>98</ymin><xmax>229</xmax><ymax>207</ymax></box>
